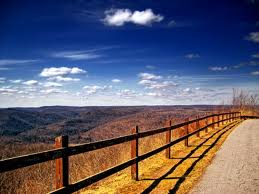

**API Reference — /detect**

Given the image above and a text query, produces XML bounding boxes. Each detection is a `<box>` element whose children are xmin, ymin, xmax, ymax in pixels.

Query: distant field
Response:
<box><xmin>0</xmin><ymin>105</ymin><xmax>226</xmax><ymax>146</ymax></box>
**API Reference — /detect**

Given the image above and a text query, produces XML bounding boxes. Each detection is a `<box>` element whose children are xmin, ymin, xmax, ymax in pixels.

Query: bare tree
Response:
<box><xmin>232</xmin><ymin>88</ymin><xmax>259</xmax><ymax>116</ymax></box>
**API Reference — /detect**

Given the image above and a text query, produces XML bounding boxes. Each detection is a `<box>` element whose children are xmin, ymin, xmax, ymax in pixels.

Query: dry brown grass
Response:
<box><xmin>80</xmin><ymin>121</ymin><xmax>240</xmax><ymax>194</ymax></box>
<box><xmin>0</xmin><ymin>112</ymin><xmax>235</xmax><ymax>194</ymax></box>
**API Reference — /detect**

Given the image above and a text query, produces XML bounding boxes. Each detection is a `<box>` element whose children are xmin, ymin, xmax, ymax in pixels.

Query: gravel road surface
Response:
<box><xmin>190</xmin><ymin>119</ymin><xmax>259</xmax><ymax>194</ymax></box>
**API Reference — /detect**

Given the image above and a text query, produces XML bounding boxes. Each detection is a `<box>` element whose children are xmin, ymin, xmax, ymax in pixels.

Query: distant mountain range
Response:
<box><xmin>0</xmin><ymin>105</ymin><xmax>223</xmax><ymax>144</ymax></box>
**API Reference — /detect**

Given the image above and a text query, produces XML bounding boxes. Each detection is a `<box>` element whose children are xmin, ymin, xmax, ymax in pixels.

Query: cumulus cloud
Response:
<box><xmin>43</xmin><ymin>82</ymin><xmax>63</xmax><ymax>87</ymax></box>
<box><xmin>111</xmin><ymin>79</ymin><xmax>122</xmax><ymax>83</ymax></box>
<box><xmin>40</xmin><ymin>88</ymin><xmax>68</xmax><ymax>95</ymax></box>
<box><xmin>146</xmin><ymin>81</ymin><xmax>177</xmax><ymax>89</ymax></box>
<box><xmin>245</xmin><ymin>32</ymin><xmax>259</xmax><ymax>43</ymax></box>
<box><xmin>251</xmin><ymin>71</ymin><xmax>259</xmax><ymax>75</ymax></box>
<box><xmin>117</xmin><ymin>89</ymin><xmax>138</xmax><ymax>98</ymax></box>
<box><xmin>138</xmin><ymin>79</ymin><xmax>156</xmax><ymax>86</ymax></box>
<box><xmin>40</xmin><ymin>67</ymin><xmax>86</xmax><ymax>77</ymax></box>
<box><xmin>185</xmin><ymin>53</ymin><xmax>200</xmax><ymax>59</ymax></box>
<box><xmin>209</xmin><ymin>66</ymin><xmax>228</xmax><ymax>71</ymax></box>
<box><xmin>83</xmin><ymin>85</ymin><xmax>111</xmax><ymax>95</ymax></box>
<box><xmin>138</xmin><ymin>72</ymin><xmax>162</xmax><ymax>80</ymax></box>
<box><xmin>146</xmin><ymin>92</ymin><xmax>162</xmax><ymax>97</ymax></box>
<box><xmin>48</xmin><ymin>76</ymin><xmax>80</xmax><ymax>82</ymax></box>
<box><xmin>23</xmin><ymin>80</ymin><xmax>38</xmax><ymax>85</ymax></box>
<box><xmin>103</xmin><ymin>9</ymin><xmax>163</xmax><ymax>26</ymax></box>
<box><xmin>138</xmin><ymin>72</ymin><xmax>177</xmax><ymax>92</ymax></box>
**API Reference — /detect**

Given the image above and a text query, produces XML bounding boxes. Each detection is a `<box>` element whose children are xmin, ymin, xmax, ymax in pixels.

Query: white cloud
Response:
<box><xmin>9</xmin><ymin>79</ymin><xmax>23</xmax><ymax>84</ymax></box>
<box><xmin>0</xmin><ymin>88</ymin><xmax>18</xmax><ymax>93</ymax></box>
<box><xmin>117</xmin><ymin>89</ymin><xmax>138</xmax><ymax>98</ymax></box>
<box><xmin>146</xmin><ymin>92</ymin><xmax>162</xmax><ymax>97</ymax></box>
<box><xmin>245</xmin><ymin>32</ymin><xmax>259</xmax><ymax>43</ymax></box>
<box><xmin>48</xmin><ymin>76</ymin><xmax>80</xmax><ymax>82</ymax></box>
<box><xmin>23</xmin><ymin>80</ymin><xmax>38</xmax><ymax>85</ymax></box>
<box><xmin>185</xmin><ymin>53</ymin><xmax>200</xmax><ymax>59</ymax></box>
<box><xmin>111</xmin><ymin>79</ymin><xmax>122</xmax><ymax>83</ymax></box>
<box><xmin>209</xmin><ymin>66</ymin><xmax>228</xmax><ymax>71</ymax></box>
<box><xmin>103</xmin><ymin>9</ymin><xmax>132</xmax><ymax>26</ymax></box>
<box><xmin>0</xmin><ymin>59</ymin><xmax>39</xmax><ymax>66</ymax></box>
<box><xmin>147</xmin><ymin>81</ymin><xmax>177</xmax><ymax>89</ymax></box>
<box><xmin>138</xmin><ymin>79</ymin><xmax>177</xmax><ymax>90</ymax></box>
<box><xmin>52</xmin><ymin>51</ymin><xmax>101</xmax><ymax>60</ymax></box>
<box><xmin>183</xmin><ymin>88</ymin><xmax>191</xmax><ymax>92</ymax></box>
<box><xmin>83</xmin><ymin>85</ymin><xmax>111</xmax><ymax>95</ymax></box>
<box><xmin>103</xmin><ymin>9</ymin><xmax>163</xmax><ymax>26</ymax></box>
<box><xmin>251</xmin><ymin>53</ymin><xmax>259</xmax><ymax>58</ymax></box>
<box><xmin>251</xmin><ymin>71</ymin><xmax>259</xmax><ymax>75</ymax></box>
<box><xmin>130</xmin><ymin>9</ymin><xmax>163</xmax><ymax>25</ymax></box>
<box><xmin>40</xmin><ymin>67</ymin><xmax>86</xmax><ymax>77</ymax></box>
<box><xmin>43</xmin><ymin>82</ymin><xmax>63</xmax><ymax>87</ymax></box>
<box><xmin>138</xmin><ymin>79</ymin><xmax>157</xmax><ymax>86</ymax></box>
<box><xmin>40</xmin><ymin>88</ymin><xmax>67</xmax><ymax>95</ymax></box>
<box><xmin>138</xmin><ymin>72</ymin><xmax>162</xmax><ymax>80</ymax></box>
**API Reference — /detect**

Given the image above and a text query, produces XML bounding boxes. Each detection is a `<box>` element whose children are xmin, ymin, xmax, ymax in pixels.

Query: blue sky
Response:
<box><xmin>0</xmin><ymin>0</ymin><xmax>259</xmax><ymax>107</ymax></box>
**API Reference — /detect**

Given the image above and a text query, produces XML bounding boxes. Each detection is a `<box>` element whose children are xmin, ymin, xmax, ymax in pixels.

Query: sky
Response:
<box><xmin>0</xmin><ymin>0</ymin><xmax>259</xmax><ymax>107</ymax></box>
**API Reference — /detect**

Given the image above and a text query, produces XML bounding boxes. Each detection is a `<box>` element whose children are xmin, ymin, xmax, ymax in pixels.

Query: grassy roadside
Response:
<box><xmin>81</xmin><ymin>121</ymin><xmax>241</xmax><ymax>194</ymax></box>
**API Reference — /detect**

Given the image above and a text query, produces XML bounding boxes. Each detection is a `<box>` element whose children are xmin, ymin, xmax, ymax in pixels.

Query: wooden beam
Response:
<box><xmin>165</xmin><ymin>120</ymin><xmax>172</xmax><ymax>159</ymax></box>
<box><xmin>131</xmin><ymin>126</ymin><xmax>139</xmax><ymax>180</ymax></box>
<box><xmin>185</xmin><ymin>118</ymin><xmax>189</xmax><ymax>146</ymax></box>
<box><xmin>55</xmin><ymin>136</ymin><xmax>69</xmax><ymax>189</ymax></box>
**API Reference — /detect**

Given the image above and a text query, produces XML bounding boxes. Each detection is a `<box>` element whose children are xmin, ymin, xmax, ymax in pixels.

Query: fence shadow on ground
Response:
<box><xmin>141</xmin><ymin>122</ymin><xmax>239</xmax><ymax>194</ymax></box>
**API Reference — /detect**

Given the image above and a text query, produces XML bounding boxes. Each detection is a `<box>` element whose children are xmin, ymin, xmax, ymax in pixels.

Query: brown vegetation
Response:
<box><xmin>231</xmin><ymin>89</ymin><xmax>259</xmax><ymax>116</ymax></box>
<box><xmin>0</xmin><ymin>106</ymin><xmax>231</xmax><ymax>193</ymax></box>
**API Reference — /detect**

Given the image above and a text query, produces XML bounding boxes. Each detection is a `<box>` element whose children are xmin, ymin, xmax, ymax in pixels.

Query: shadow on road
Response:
<box><xmin>141</xmin><ymin>121</ymin><xmax>239</xmax><ymax>194</ymax></box>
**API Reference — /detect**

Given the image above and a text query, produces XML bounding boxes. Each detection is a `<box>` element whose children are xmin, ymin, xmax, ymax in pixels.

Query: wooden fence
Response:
<box><xmin>0</xmin><ymin>111</ymin><xmax>254</xmax><ymax>193</ymax></box>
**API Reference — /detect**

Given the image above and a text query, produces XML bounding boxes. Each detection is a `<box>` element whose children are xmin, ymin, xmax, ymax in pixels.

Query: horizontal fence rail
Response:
<box><xmin>1</xmin><ymin>111</ymin><xmax>258</xmax><ymax>193</ymax></box>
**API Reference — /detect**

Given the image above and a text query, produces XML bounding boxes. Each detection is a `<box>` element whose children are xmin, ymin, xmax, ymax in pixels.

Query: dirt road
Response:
<box><xmin>190</xmin><ymin>119</ymin><xmax>259</xmax><ymax>194</ymax></box>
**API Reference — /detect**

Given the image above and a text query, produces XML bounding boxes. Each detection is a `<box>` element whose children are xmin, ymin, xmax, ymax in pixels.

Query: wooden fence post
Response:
<box><xmin>55</xmin><ymin>135</ymin><xmax>69</xmax><ymax>189</ymax></box>
<box><xmin>131</xmin><ymin>126</ymin><xmax>139</xmax><ymax>181</ymax></box>
<box><xmin>196</xmin><ymin>116</ymin><xmax>200</xmax><ymax>137</ymax></box>
<box><xmin>205</xmin><ymin>118</ymin><xmax>208</xmax><ymax>133</ymax></box>
<box><xmin>185</xmin><ymin>118</ymin><xmax>189</xmax><ymax>146</ymax></box>
<box><xmin>217</xmin><ymin>114</ymin><xmax>220</xmax><ymax>127</ymax></box>
<box><xmin>165</xmin><ymin>120</ymin><xmax>172</xmax><ymax>159</ymax></box>
<box><xmin>212</xmin><ymin>115</ymin><xmax>215</xmax><ymax>129</ymax></box>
